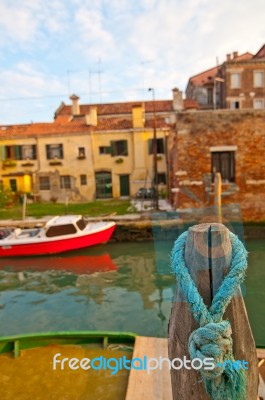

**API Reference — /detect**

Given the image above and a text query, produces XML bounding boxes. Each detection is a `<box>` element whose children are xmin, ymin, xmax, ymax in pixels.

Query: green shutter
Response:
<box><xmin>110</xmin><ymin>141</ymin><xmax>115</xmax><ymax>157</ymax></box>
<box><xmin>121</xmin><ymin>140</ymin><xmax>128</xmax><ymax>156</ymax></box>
<box><xmin>14</xmin><ymin>145</ymin><xmax>22</xmax><ymax>160</ymax></box>
<box><xmin>0</xmin><ymin>146</ymin><xmax>5</xmax><ymax>161</ymax></box>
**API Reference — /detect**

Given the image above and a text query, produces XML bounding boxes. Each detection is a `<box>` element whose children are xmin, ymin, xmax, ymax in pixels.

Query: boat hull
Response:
<box><xmin>0</xmin><ymin>223</ymin><xmax>116</xmax><ymax>257</ymax></box>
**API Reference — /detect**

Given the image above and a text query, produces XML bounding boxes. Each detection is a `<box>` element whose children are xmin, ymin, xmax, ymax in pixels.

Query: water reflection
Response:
<box><xmin>0</xmin><ymin>239</ymin><xmax>264</xmax><ymax>346</ymax></box>
<box><xmin>0</xmin><ymin>242</ymin><xmax>175</xmax><ymax>338</ymax></box>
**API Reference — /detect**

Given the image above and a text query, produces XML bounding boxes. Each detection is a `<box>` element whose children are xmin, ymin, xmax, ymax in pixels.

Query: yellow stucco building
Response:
<box><xmin>0</xmin><ymin>91</ymin><xmax>185</xmax><ymax>202</ymax></box>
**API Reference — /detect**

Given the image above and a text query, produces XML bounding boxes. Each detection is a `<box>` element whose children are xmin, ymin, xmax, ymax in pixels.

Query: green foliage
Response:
<box><xmin>0</xmin><ymin>187</ymin><xmax>15</xmax><ymax>208</ymax></box>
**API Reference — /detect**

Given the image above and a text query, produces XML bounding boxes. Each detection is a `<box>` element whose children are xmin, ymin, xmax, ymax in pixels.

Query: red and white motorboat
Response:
<box><xmin>0</xmin><ymin>215</ymin><xmax>116</xmax><ymax>257</ymax></box>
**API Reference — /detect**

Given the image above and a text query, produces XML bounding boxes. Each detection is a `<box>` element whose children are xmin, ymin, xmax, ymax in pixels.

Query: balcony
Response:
<box><xmin>21</xmin><ymin>159</ymin><xmax>35</xmax><ymax>167</ymax></box>
<box><xmin>2</xmin><ymin>159</ymin><xmax>17</xmax><ymax>169</ymax></box>
<box><xmin>49</xmin><ymin>157</ymin><xmax>62</xmax><ymax>166</ymax></box>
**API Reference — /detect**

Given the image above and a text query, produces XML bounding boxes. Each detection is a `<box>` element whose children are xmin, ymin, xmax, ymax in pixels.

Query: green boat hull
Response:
<box><xmin>0</xmin><ymin>331</ymin><xmax>136</xmax><ymax>358</ymax></box>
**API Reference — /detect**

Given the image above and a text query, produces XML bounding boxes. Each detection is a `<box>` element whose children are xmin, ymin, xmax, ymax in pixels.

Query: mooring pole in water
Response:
<box><xmin>168</xmin><ymin>223</ymin><xmax>259</xmax><ymax>399</ymax></box>
<box><xmin>214</xmin><ymin>172</ymin><xmax>222</xmax><ymax>224</ymax></box>
<box><xmin>22</xmin><ymin>193</ymin><xmax>27</xmax><ymax>220</ymax></box>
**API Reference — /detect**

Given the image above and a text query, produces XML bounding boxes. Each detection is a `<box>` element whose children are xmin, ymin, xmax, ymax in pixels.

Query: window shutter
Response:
<box><xmin>157</xmin><ymin>139</ymin><xmax>164</xmax><ymax>154</ymax></box>
<box><xmin>32</xmin><ymin>145</ymin><xmax>37</xmax><ymax>160</ymax></box>
<box><xmin>110</xmin><ymin>141</ymin><xmax>115</xmax><ymax>157</ymax></box>
<box><xmin>0</xmin><ymin>146</ymin><xmax>5</xmax><ymax>161</ymax></box>
<box><xmin>124</xmin><ymin>140</ymin><xmax>128</xmax><ymax>155</ymax></box>
<box><xmin>46</xmin><ymin>145</ymin><xmax>50</xmax><ymax>159</ymax></box>
<box><xmin>60</xmin><ymin>144</ymin><xmax>64</xmax><ymax>159</ymax></box>
<box><xmin>121</xmin><ymin>140</ymin><xmax>128</xmax><ymax>155</ymax></box>
<box><xmin>148</xmin><ymin>139</ymin><xmax>153</xmax><ymax>154</ymax></box>
<box><xmin>14</xmin><ymin>145</ymin><xmax>21</xmax><ymax>160</ymax></box>
<box><xmin>212</xmin><ymin>152</ymin><xmax>220</xmax><ymax>174</ymax></box>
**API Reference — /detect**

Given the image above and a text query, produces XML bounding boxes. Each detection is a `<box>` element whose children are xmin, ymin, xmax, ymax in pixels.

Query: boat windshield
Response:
<box><xmin>76</xmin><ymin>218</ymin><xmax>87</xmax><ymax>231</ymax></box>
<box><xmin>46</xmin><ymin>224</ymin><xmax>77</xmax><ymax>237</ymax></box>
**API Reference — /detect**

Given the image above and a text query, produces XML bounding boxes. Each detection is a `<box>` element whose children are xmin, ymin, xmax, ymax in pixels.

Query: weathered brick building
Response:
<box><xmin>186</xmin><ymin>44</ymin><xmax>265</xmax><ymax>111</ymax></box>
<box><xmin>169</xmin><ymin>109</ymin><xmax>265</xmax><ymax>222</ymax></box>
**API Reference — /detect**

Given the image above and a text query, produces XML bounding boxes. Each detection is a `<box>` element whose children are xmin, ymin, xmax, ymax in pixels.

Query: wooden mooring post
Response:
<box><xmin>168</xmin><ymin>223</ymin><xmax>259</xmax><ymax>399</ymax></box>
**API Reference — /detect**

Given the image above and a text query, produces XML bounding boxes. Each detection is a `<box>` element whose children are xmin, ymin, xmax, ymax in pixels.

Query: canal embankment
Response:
<box><xmin>0</xmin><ymin>214</ymin><xmax>265</xmax><ymax>241</ymax></box>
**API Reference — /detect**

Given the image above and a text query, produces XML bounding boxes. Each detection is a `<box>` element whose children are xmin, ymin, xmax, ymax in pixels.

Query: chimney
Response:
<box><xmin>172</xmin><ymin>88</ymin><xmax>183</xmax><ymax>111</ymax></box>
<box><xmin>226</xmin><ymin>54</ymin><xmax>231</xmax><ymax>61</ymax></box>
<box><xmin>85</xmin><ymin>106</ymin><xmax>97</xmax><ymax>126</ymax></box>
<box><xmin>132</xmin><ymin>104</ymin><xmax>144</xmax><ymax>128</ymax></box>
<box><xmin>233</xmin><ymin>51</ymin><xmax>238</xmax><ymax>59</ymax></box>
<box><xmin>70</xmin><ymin>94</ymin><xmax>80</xmax><ymax>116</ymax></box>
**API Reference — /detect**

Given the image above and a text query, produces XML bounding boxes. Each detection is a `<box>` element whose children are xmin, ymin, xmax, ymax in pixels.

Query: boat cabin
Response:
<box><xmin>45</xmin><ymin>215</ymin><xmax>87</xmax><ymax>237</ymax></box>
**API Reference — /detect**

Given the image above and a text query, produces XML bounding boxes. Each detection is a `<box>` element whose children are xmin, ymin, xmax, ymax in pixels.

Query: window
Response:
<box><xmin>22</xmin><ymin>145</ymin><xmax>37</xmax><ymax>160</ymax></box>
<box><xmin>80</xmin><ymin>174</ymin><xmax>87</xmax><ymax>185</ymax></box>
<box><xmin>60</xmin><ymin>175</ymin><xmax>72</xmax><ymax>189</ymax></box>
<box><xmin>39</xmin><ymin>176</ymin><xmax>50</xmax><ymax>190</ymax></box>
<box><xmin>148</xmin><ymin>138</ymin><xmax>164</xmax><ymax>154</ymax></box>
<box><xmin>230</xmin><ymin>100</ymin><xmax>240</xmax><ymax>109</ymax></box>
<box><xmin>78</xmin><ymin>147</ymin><xmax>86</xmax><ymax>158</ymax></box>
<box><xmin>1</xmin><ymin>145</ymin><xmax>37</xmax><ymax>160</ymax></box>
<box><xmin>254</xmin><ymin>71</ymin><xmax>264</xmax><ymax>88</ymax></box>
<box><xmin>76</xmin><ymin>218</ymin><xmax>86</xmax><ymax>230</ymax></box>
<box><xmin>157</xmin><ymin>173</ymin><xmax>167</xmax><ymax>184</ymax></box>
<box><xmin>99</xmin><ymin>146</ymin><xmax>111</xmax><ymax>154</ymax></box>
<box><xmin>231</xmin><ymin>73</ymin><xmax>241</xmax><ymax>88</ymax></box>
<box><xmin>46</xmin><ymin>144</ymin><xmax>63</xmax><ymax>159</ymax></box>
<box><xmin>211</xmin><ymin>151</ymin><xmax>235</xmax><ymax>182</ymax></box>
<box><xmin>46</xmin><ymin>224</ymin><xmax>77</xmax><ymax>237</ymax></box>
<box><xmin>253</xmin><ymin>98</ymin><xmax>264</xmax><ymax>109</ymax></box>
<box><xmin>110</xmin><ymin>140</ymin><xmax>128</xmax><ymax>156</ymax></box>
<box><xmin>207</xmin><ymin>88</ymin><xmax>213</xmax><ymax>105</ymax></box>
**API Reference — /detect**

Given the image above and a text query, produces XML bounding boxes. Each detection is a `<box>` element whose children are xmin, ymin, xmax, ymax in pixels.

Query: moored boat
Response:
<box><xmin>0</xmin><ymin>331</ymin><xmax>136</xmax><ymax>400</ymax></box>
<box><xmin>0</xmin><ymin>215</ymin><xmax>116</xmax><ymax>257</ymax></box>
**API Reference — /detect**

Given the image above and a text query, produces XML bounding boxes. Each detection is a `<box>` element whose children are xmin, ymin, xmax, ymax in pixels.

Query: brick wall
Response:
<box><xmin>169</xmin><ymin>110</ymin><xmax>265</xmax><ymax>221</ymax></box>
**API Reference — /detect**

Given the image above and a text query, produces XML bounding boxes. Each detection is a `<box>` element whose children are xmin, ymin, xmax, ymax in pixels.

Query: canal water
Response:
<box><xmin>0</xmin><ymin>234</ymin><xmax>264</xmax><ymax>347</ymax></box>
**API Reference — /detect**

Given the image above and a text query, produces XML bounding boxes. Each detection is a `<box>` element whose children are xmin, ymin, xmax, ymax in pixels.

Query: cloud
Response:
<box><xmin>0</xmin><ymin>62</ymin><xmax>67</xmax><ymax>124</ymax></box>
<box><xmin>124</xmin><ymin>0</ymin><xmax>265</xmax><ymax>92</ymax></box>
<box><xmin>0</xmin><ymin>0</ymin><xmax>265</xmax><ymax>123</ymax></box>
<box><xmin>0</xmin><ymin>1</ymin><xmax>39</xmax><ymax>45</ymax></box>
<box><xmin>0</xmin><ymin>0</ymin><xmax>69</xmax><ymax>49</ymax></box>
<box><xmin>73</xmin><ymin>7</ymin><xmax>117</xmax><ymax>61</ymax></box>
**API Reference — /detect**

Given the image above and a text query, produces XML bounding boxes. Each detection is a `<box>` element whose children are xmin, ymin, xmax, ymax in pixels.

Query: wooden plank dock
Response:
<box><xmin>125</xmin><ymin>337</ymin><xmax>265</xmax><ymax>400</ymax></box>
<box><xmin>125</xmin><ymin>336</ymin><xmax>172</xmax><ymax>400</ymax></box>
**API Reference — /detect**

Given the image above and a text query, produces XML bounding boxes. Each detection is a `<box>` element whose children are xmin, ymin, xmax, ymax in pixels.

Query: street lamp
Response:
<box><xmin>148</xmin><ymin>88</ymin><xmax>159</xmax><ymax>210</ymax></box>
<box><xmin>214</xmin><ymin>77</ymin><xmax>225</xmax><ymax>109</ymax></box>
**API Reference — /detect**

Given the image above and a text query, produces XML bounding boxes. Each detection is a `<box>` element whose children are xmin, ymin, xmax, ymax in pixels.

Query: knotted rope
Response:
<box><xmin>171</xmin><ymin>229</ymin><xmax>248</xmax><ymax>400</ymax></box>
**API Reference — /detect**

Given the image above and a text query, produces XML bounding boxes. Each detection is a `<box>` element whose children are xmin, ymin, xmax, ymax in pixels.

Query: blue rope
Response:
<box><xmin>171</xmin><ymin>230</ymin><xmax>248</xmax><ymax>400</ymax></box>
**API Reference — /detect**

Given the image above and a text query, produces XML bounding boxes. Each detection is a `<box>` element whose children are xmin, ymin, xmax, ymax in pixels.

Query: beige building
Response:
<box><xmin>0</xmin><ymin>122</ymin><xmax>94</xmax><ymax>202</ymax></box>
<box><xmin>0</xmin><ymin>90</ymin><xmax>194</xmax><ymax>202</ymax></box>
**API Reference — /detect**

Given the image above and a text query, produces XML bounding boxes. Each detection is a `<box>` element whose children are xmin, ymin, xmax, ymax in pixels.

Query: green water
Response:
<box><xmin>0</xmin><ymin>239</ymin><xmax>264</xmax><ymax>346</ymax></box>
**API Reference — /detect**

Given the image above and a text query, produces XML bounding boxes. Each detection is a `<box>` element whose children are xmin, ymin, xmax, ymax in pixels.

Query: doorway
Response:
<box><xmin>10</xmin><ymin>179</ymin><xmax>17</xmax><ymax>192</ymax></box>
<box><xmin>95</xmin><ymin>171</ymin><xmax>112</xmax><ymax>198</ymax></box>
<box><xmin>119</xmin><ymin>174</ymin><xmax>130</xmax><ymax>197</ymax></box>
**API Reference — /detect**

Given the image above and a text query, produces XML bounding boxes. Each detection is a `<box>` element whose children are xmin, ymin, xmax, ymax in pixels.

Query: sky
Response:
<box><xmin>0</xmin><ymin>0</ymin><xmax>265</xmax><ymax>125</ymax></box>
